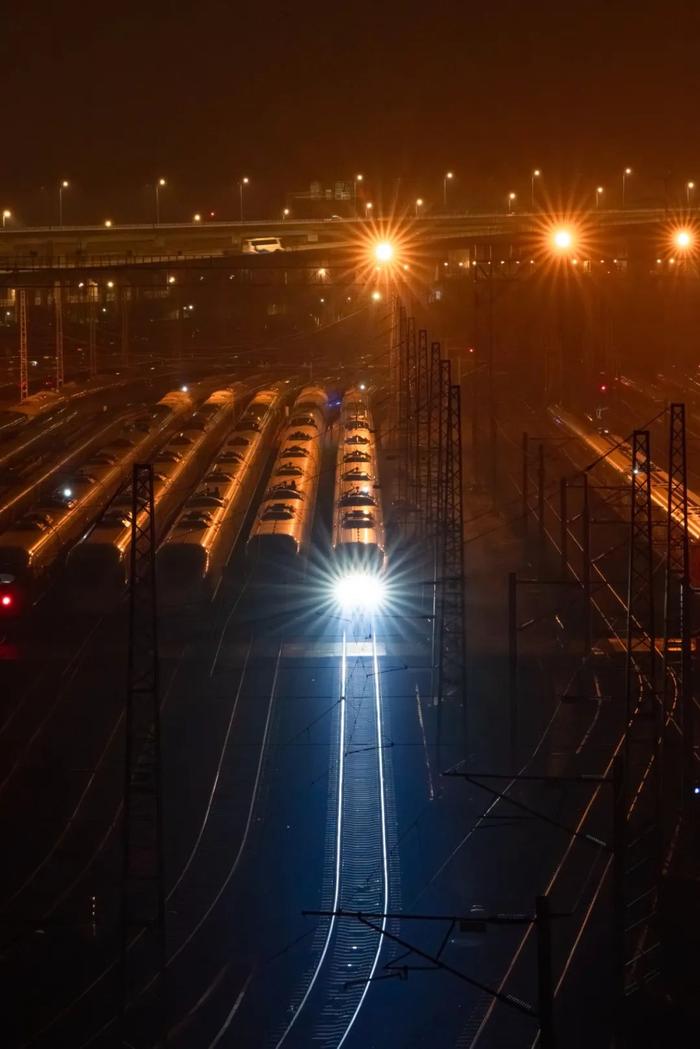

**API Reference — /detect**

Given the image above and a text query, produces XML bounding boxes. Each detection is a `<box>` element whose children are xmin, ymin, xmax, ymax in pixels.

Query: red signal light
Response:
<box><xmin>600</xmin><ymin>384</ymin><xmax>607</xmax><ymax>392</ymax></box>
<box><xmin>1</xmin><ymin>594</ymin><xmax>12</xmax><ymax>607</ymax></box>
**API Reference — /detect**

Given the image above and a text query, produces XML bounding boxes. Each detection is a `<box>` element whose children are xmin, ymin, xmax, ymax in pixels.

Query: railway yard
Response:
<box><xmin>0</xmin><ymin>298</ymin><xmax>697</xmax><ymax>1049</ymax></box>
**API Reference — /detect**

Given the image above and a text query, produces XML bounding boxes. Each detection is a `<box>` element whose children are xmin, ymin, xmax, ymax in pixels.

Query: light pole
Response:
<box><xmin>2</xmin><ymin>209</ymin><xmax>11</xmax><ymax>229</ymax></box>
<box><xmin>354</xmin><ymin>173</ymin><xmax>363</xmax><ymax>207</ymax></box>
<box><xmin>507</xmin><ymin>191</ymin><xmax>516</xmax><ymax>214</ymax></box>
<box><xmin>415</xmin><ymin>197</ymin><xmax>424</xmax><ymax>218</ymax></box>
<box><xmin>443</xmin><ymin>171</ymin><xmax>454</xmax><ymax>209</ymax></box>
<box><xmin>622</xmin><ymin>167</ymin><xmax>632</xmax><ymax>209</ymax></box>
<box><xmin>365</xmin><ymin>201</ymin><xmax>373</xmax><ymax>219</ymax></box>
<box><xmin>531</xmin><ymin>169</ymin><xmax>541</xmax><ymax>209</ymax></box>
<box><xmin>596</xmin><ymin>185</ymin><xmax>604</xmax><ymax>209</ymax></box>
<box><xmin>154</xmin><ymin>178</ymin><xmax>166</xmax><ymax>224</ymax></box>
<box><xmin>687</xmin><ymin>181</ymin><xmax>695</xmax><ymax>206</ymax></box>
<box><xmin>282</xmin><ymin>207</ymin><xmax>290</xmax><ymax>220</ymax></box>
<box><xmin>239</xmin><ymin>176</ymin><xmax>249</xmax><ymax>221</ymax></box>
<box><xmin>58</xmin><ymin>180</ymin><xmax>69</xmax><ymax>226</ymax></box>
<box><xmin>193</xmin><ymin>213</ymin><xmax>202</xmax><ymax>223</ymax></box>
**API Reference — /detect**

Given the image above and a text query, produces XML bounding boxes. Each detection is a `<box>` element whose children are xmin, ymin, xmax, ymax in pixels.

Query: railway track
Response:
<box><xmin>274</xmin><ymin>623</ymin><xmax>391</xmax><ymax>1049</ymax></box>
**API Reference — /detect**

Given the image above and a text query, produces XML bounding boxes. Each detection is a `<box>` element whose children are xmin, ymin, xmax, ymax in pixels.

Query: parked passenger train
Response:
<box><xmin>158</xmin><ymin>385</ymin><xmax>286</xmax><ymax>603</ymax></box>
<box><xmin>0</xmin><ymin>387</ymin><xmax>195</xmax><ymax>614</ymax></box>
<box><xmin>247</xmin><ymin>385</ymin><xmax>328</xmax><ymax>570</ymax></box>
<box><xmin>65</xmin><ymin>387</ymin><xmax>242</xmax><ymax>603</ymax></box>
<box><xmin>331</xmin><ymin>386</ymin><xmax>385</xmax><ymax>570</ymax></box>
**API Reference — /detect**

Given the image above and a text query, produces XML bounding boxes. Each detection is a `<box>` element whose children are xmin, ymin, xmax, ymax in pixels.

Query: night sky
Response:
<box><xmin>3</xmin><ymin>1</ymin><xmax>699</xmax><ymax>221</ymax></box>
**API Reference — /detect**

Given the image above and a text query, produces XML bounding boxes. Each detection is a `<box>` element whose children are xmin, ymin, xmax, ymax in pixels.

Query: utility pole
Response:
<box><xmin>120</xmin><ymin>463</ymin><xmax>166</xmax><ymax>1047</ymax></box>
<box><xmin>88</xmin><ymin>292</ymin><xmax>97</xmax><ymax>378</ymax></box>
<box><xmin>120</xmin><ymin>285</ymin><xmax>129</xmax><ymax>368</ymax></box>
<box><xmin>54</xmin><ymin>281</ymin><xmax>64</xmax><ymax>391</ymax></box>
<box><xmin>18</xmin><ymin>288</ymin><xmax>28</xmax><ymax>401</ymax></box>
<box><xmin>416</xmin><ymin>329</ymin><xmax>430</xmax><ymax>534</ymax></box>
<box><xmin>663</xmin><ymin>404</ymin><xmax>693</xmax><ymax>803</ymax></box>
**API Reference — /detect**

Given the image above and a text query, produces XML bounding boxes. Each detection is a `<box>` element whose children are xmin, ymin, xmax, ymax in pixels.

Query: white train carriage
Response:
<box><xmin>157</xmin><ymin>386</ymin><xmax>285</xmax><ymax>601</ymax></box>
<box><xmin>332</xmin><ymin>386</ymin><xmax>385</xmax><ymax>571</ymax></box>
<box><xmin>247</xmin><ymin>386</ymin><xmax>328</xmax><ymax>569</ymax></box>
<box><xmin>65</xmin><ymin>387</ymin><xmax>241</xmax><ymax>600</ymax></box>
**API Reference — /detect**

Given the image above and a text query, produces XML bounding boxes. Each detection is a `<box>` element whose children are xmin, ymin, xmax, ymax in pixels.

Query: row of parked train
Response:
<box><xmin>0</xmin><ymin>380</ymin><xmax>385</xmax><ymax>617</ymax></box>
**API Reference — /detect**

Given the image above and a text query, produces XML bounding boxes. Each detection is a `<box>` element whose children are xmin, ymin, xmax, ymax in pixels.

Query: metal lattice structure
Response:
<box><xmin>415</xmin><ymin>328</ymin><xmax>430</xmax><ymax>534</ymax></box>
<box><xmin>18</xmin><ymin>288</ymin><xmax>28</xmax><ymax>401</ymax></box>
<box><xmin>396</xmin><ymin>305</ymin><xmax>409</xmax><ymax>518</ymax></box>
<box><xmin>120</xmin><ymin>286</ymin><xmax>129</xmax><ymax>367</ymax></box>
<box><xmin>662</xmin><ymin>403</ymin><xmax>692</xmax><ymax>806</ymax></box>
<box><xmin>54</xmin><ymin>281</ymin><xmax>64</xmax><ymax>391</ymax></box>
<box><xmin>437</xmin><ymin>381</ymin><xmax>466</xmax><ymax>712</ymax></box>
<box><xmin>388</xmin><ymin>295</ymin><xmax>401</xmax><ymax>455</ymax></box>
<box><xmin>624</xmin><ymin>430</ymin><xmax>657</xmax><ymax>741</ymax></box>
<box><xmin>120</xmin><ymin>463</ymin><xmax>166</xmax><ymax>1044</ymax></box>
<box><xmin>623</xmin><ymin>429</ymin><xmax>661</xmax><ymax>1001</ymax></box>
<box><xmin>88</xmin><ymin>295</ymin><xmax>97</xmax><ymax>378</ymax></box>
<box><xmin>426</xmin><ymin>340</ymin><xmax>442</xmax><ymax>535</ymax></box>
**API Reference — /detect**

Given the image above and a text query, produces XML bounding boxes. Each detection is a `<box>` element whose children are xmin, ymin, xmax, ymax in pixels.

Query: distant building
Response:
<box><xmin>286</xmin><ymin>180</ymin><xmax>356</xmax><ymax>218</ymax></box>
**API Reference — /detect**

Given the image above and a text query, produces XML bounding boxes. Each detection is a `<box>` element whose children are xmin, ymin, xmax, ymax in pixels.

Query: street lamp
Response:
<box><xmin>373</xmin><ymin>240</ymin><xmax>394</xmax><ymax>264</ymax></box>
<box><xmin>443</xmin><ymin>171</ymin><xmax>454</xmax><ymax>209</ymax></box>
<box><xmin>354</xmin><ymin>173</ymin><xmax>364</xmax><ymax>207</ymax></box>
<box><xmin>674</xmin><ymin>229</ymin><xmax>693</xmax><ymax>251</ymax></box>
<box><xmin>154</xmin><ymin>178</ymin><xmax>166</xmax><ymax>224</ymax></box>
<box><xmin>596</xmin><ymin>186</ymin><xmax>604</xmax><ymax>209</ymax></box>
<box><xmin>365</xmin><ymin>201</ymin><xmax>373</xmax><ymax>218</ymax></box>
<box><xmin>551</xmin><ymin>228</ymin><xmax>574</xmax><ymax>252</ymax></box>
<box><xmin>531</xmin><ymin>169</ymin><xmax>541</xmax><ymax>209</ymax></box>
<box><xmin>239</xmin><ymin>176</ymin><xmax>249</xmax><ymax>221</ymax></box>
<box><xmin>2</xmin><ymin>209</ymin><xmax>11</xmax><ymax>229</ymax></box>
<box><xmin>104</xmin><ymin>219</ymin><xmax>113</xmax><ymax>228</ymax></box>
<box><xmin>415</xmin><ymin>197</ymin><xmax>424</xmax><ymax>218</ymax></box>
<box><xmin>193</xmin><ymin>213</ymin><xmax>202</xmax><ymax>223</ymax></box>
<box><xmin>687</xmin><ymin>181</ymin><xmax>695</xmax><ymax>206</ymax></box>
<box><xmin>282</xmin><ymin>207</ymin><xmax>290</xmax><ymax>220</ymax></box>
<box><xmin>58</xmin><ymin>180</ymin><xmax>69</xmax><ymax>226</ymax></box>
<box><xmin>507</xmin><ymin>191</ymin><xmax>516</xmax><ymax>214</ymax></box>
<box><xmin>622</xmin><ymin>167</ymin><xmax>632</xmax><ymax>209</ymax></box>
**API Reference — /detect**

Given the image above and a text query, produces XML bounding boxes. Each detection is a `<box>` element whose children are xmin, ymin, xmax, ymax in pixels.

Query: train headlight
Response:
<box><xmin>335</xmin><ymin>572</ymin><xmax>385</xmax><ymax>612</ymax></box>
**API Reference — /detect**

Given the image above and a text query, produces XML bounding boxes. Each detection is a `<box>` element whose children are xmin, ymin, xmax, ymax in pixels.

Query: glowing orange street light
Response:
<box><xmin>687</xmin><ymin>181</ymin><xmax>695</xmax><ymax>206</ymax></box>
<box><xmin>239</xmin><ymin>176</ymin><xmax>250</xmax><ymax>220</ymax></box>
<box><xmin>374</xmin><ymin>240</ymin><xmax>394</xmax><ymax>264</ymax></box>
<box><xmin>371</xmin><ymin>289</ymin><xmax>382</xmax><ymax>302</ymax></box>
<box><xmin>154</xmin><ymin>178</ymin><xmax>166</xmax><ymax>224</ymax></box>
<box><xmin>104</xmin><ymin>219</ymin><xmax>113</xmax><ymax>228</ymax></box>
<box><xmin>443</xmin><ymin>171</ymin><xmax>454</xmax><ymax>209</ymax></box>
<box><xmin>507</xmin><ymin>191</ymin><xmax>516</xmax><ymax>214</ymax></box>
<box><xmin>2</xmin><ymin>209</ymin><xmax>11</xmax><ymax>228</ymax></box>
<box><xmin>354</xmin><ymin>173</ymin><xmax>364</xmax><ymax>206</ymax></box>
<box><xmin>596</xmin><ymin>186</ymin><xmax>604</xmax><ymax>209</ymax></box>
<box><xmin>415</xmin><ymin>197</ymin><xmax>424</xmax><ymax>217</ymax></box>
<box><xmin>622</xmin><ymin>167</ymin><xmax>632</xmax><ymax>208</ymax></box>
<box><xmin>282</xmin><ymin>207</ymin><xmax>290</xmax><ymax>220</ymax></box>
<box><xmin>365</xmin><ymin>201</ymin><xmax>373</xmax><ymax>218</ymax></box>
<box><xmin>531</xmin><ymin>169</ymin><xmax>541</xmax><ymax>209</ymax></box>
<box><xmin>551</xmin><ymin>227</ymin><xmax>575</xmax><ymax>252</ymax></box>
<box><xmin>674</xmin><ymin>229</ymin><xmax>693</xmax><ymax>251</ymax></box>
<box><xmin>193</xmin><ymin>213</ymin><xmax>202</xmax><ymax>223</ymax></box>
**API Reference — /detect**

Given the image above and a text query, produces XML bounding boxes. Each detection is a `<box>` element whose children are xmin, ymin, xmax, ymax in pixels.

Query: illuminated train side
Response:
<box><xmin>157</xmin><ymin>385</ymin><xmax>285</xmax><ymax>601</ymax></box>
<box><xmin>548</xmin><ymin>404</ymin><xmax>700</xmax><ymax>542</ymax></box>
<box><xmin>0</xmin><ymin>390</ymin><xmax>68</xmax><ymax>442</ymax></box>
<box><xmin>246</xmin><ymin>385</ymin><xmax>328</xmax><ymax>568</ymax></box>
<box><xmin>65</xmin><ymin>387</ymin><xmax>241</xmax><ymax>602</ymax></box>
<box><xmin>0</xmin><ymin>387</ymin><xmax>195</xmax><ymax>614</ymax></box>
<box><xmin>331</xmin><ymin>386</ymin><xmax>385</xmax><ymax>572</ymax></box>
